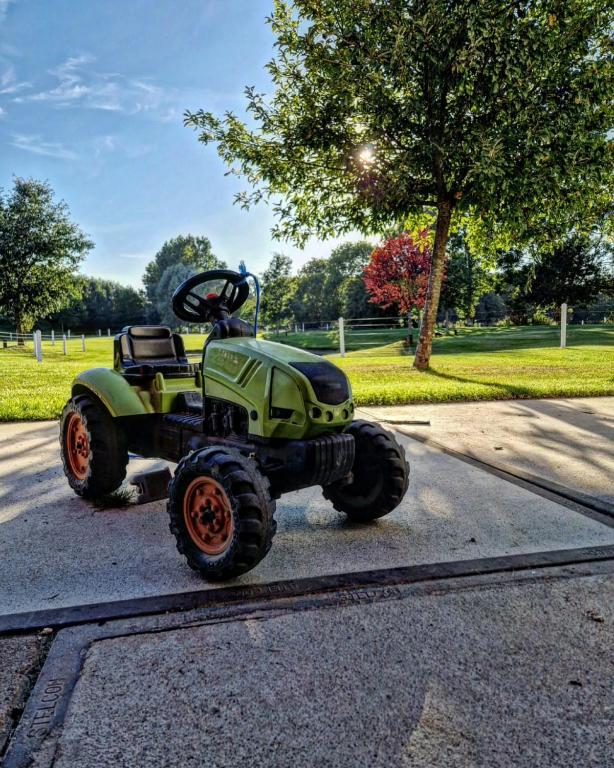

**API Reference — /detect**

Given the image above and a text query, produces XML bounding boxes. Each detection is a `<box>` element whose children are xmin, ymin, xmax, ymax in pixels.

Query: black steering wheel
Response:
<box><xmin>172</xmin><ymin>269</ymin><xmax>250</xmax><ymax>323</ymax></box>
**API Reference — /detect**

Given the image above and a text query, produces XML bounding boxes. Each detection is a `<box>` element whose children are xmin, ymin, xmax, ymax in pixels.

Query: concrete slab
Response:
<box><xmin>51</xmin><ymin>571</ymin><xmax>614</xmax><ymax>768</ymax></box>
<box><xmin>359</xmin><ymin>397</ymin><xmax>614</xmax><ymax>504</ymax></box>
<box><xmin>2</xmin><ymin>420</ymin><xmax>614</xmax><ymax>616</ymax></box>
<box><xmin>0</xmin><ymin>634</ymin><xmax>46</xmax><ymax>754</ymax></box>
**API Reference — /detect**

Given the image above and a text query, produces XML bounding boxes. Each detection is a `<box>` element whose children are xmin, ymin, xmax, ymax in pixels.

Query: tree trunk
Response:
<box><xmin>16</xmin><ymin>319</ymin><xmax>26</xmax><ymax>347</ymax></box>
<box><xmin>406</xmin><ymin>308</ymin><xmax>413</xmax><ymax>347</ymax></box>
<box><xmin>414</xmin><ymin>201</ymin><xmax>453</xmax><ymax>370</ymax></box>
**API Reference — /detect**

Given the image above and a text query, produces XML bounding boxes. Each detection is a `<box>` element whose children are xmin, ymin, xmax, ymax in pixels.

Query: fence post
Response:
<box><xmin>98</xmin><ymin>329</ymin><xmax>101</xmax><ymax>337</ymax></box>
<box><xmin>67</xmin><ymin>329</ymin><xmax>71</xmax><ymax>339</ymax></box>
<box><xmin>51</xmin><ymin>329</ymin><xmax>55</xmax><ymax>346</ymax></box>
<box><xmin>81</xmin><ymin>334</ymin><xmax>86</xmax><ymax>352</ymax></box>
<box><xmin>35</xmin><ymin>331</ymin><xmax>43</xmax><ymax>363</ymax></box>
<box><xmin>560</xmin><ymin>303</ymin><xmax>567</xmax><ymax>348</ymax></box>
<box><xmin>62</xmin><ymin>335</ymin><xmax>67</xmax><ymax>355</ymax></box>
<box><xmin>302</xmin><ymin>322</ymin><xmax>305</xmax><ymax>332</ymax></box>
<box><xmin>107</xmin><ymin>328</ymin><xmax>110</xmax><ymax>336</ymax></box>
<box><xmin>338</xmin><ymin>317</ymin><xmax>345</xmax><ymax>358</ymax></box>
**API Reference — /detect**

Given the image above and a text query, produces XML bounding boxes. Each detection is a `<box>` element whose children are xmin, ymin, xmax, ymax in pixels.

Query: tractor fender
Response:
<box><xmin>71</xmin><ymin>368</ymin><xmax>153</xmax><ymax>417</ymax></box>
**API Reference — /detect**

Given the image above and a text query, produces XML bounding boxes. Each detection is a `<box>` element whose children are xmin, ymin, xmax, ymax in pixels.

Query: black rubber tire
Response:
<box><xmin>168</xmin><ymin>447</ymin><xmax>276</xmax><ymax>581</ymax></box>
<box><xmin>323</xmin><ymin>420</ymin><xmax>409</xmax><ymax>522</ymax></box>
<box><xmin>60</xmin><ymin>394</ymin><xmax>129</xmax><ymax>499</ymax></box>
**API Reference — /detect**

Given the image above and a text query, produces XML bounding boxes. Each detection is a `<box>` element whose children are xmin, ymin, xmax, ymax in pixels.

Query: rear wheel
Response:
<box><xmin>323</xmin><ymin>420</ymin><xmax>409</xmax><ymax>522</ymax></box>
<box><xmin>168</xmin><ymin>447</ymin><xmax>276</xmax><ymax>581</ymax></box>
<box><xmin>60</xmin><ymin>394</ymin><xmax>128</xmax><ymax>498</ymax></box>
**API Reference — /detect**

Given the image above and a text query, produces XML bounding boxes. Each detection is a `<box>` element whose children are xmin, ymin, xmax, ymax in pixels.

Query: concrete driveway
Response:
<box><xmin>0</xmin><ymin>399</ymin><xmax>613</xmax><ymax>615</ymax></box>
<box><xmin>1</xmin><ymin>398</ymin><xmax>614</xmax><ymax>768</ymax></box>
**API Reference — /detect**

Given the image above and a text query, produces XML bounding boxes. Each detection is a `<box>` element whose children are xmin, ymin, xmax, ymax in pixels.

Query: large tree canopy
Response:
<box><xmin>143</xmin><ymin>234</ymin><xmax>225</xmax><ymax>303</ymax></box>
<box><xmin>0</xmin><ymin>177</ymin><xmax>92</xmax><ymax>336</ymax></box>
<box><xmin>186</xmin><ymin>0</ymin><xmax>613</xmax><ymax>368</ymax></box>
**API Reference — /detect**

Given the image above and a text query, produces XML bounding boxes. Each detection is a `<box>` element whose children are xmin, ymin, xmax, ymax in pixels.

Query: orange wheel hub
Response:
<box><xmin>183</xmin><ymin>476</ymin><xmax>233</xmax><ymax>555</ymax></box>
<box><xmin>65</xmin><ymin>412</ymin><xmax>90</xmax><ymax>481</ymax></box>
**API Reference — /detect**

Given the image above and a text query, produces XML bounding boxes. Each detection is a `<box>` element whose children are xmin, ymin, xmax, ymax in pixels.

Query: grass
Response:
<box><xmin>331</xmin><ymin>325</ymin><xmax>614</xmax><ymax>406</ymax></box>
<box><xmin>0</xmin><ymin>334</ymin><xmax>209</xmax><ymax>422</ymax></box>
<box><xmin>0</xmin><ymin>326</ymin><xmax>612</xmax><ymax>421</ymax></box>
<box><xmin>263</xmin><ymin>326</ymin><xmax>410</xmax><ymax>350</ymax></box>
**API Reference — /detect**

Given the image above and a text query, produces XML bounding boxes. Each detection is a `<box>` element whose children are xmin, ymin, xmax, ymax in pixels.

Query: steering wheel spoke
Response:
<box><xmin>186</xmin><ymin>291</ymin><xmax>207</xmax><ymax>308</ymax></box>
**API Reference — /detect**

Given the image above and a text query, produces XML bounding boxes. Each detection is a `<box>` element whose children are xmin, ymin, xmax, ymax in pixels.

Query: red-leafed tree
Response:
<box><xmin>364</xmin><ymin>231</ymin><xmax>431</xmax><ymax>347</ymax></box>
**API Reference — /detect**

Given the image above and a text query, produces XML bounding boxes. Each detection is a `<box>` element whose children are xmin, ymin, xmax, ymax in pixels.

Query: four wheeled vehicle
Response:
<box><xmin>60</xmin><ymin>267</ymin><xmax>409</xmax><ymax>580</ymax></box>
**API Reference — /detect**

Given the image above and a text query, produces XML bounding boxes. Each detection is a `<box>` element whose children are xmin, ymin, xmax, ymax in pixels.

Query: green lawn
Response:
<box><xmin>263</xmin><ymin>326</ymin><xmax>410</xmax><ymax>350</ymax></box>
<box><xmin>332</xmin><ymin>325</ymin><xmax>614</xmax><ymax>406</ymax></box>
<box><xmin>0</xmin><ymin>326</ymin><xmax>612</xmax><ymax>421</ymax></box>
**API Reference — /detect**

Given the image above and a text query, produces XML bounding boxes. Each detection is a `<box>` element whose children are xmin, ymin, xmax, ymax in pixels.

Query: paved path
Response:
<box><xmin>1</xmin><ymin>400</ymin><xmax>613</xmax><ymax>767</ymax></box>
<box><xmin>14</xmin><ymin>567</ymin><xmax>614</xmax><ymax>768</ymax></box>
<box><xmin>1</xmin><ymin>418</ymin><xmax>613</xmax><ymax>615</ymax></box>
<box><xmin>359</xmin><ymin>397</ymin><xmax>614</xmax><ymax>504</ymax></box>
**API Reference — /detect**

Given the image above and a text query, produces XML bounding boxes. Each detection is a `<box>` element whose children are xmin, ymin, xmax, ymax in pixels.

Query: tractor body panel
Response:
<box><xmin>203</xmin><ymin>338</ymin><xmax>353</xmax><ymax>440</ymax></box>
<box><xmin>72</xmin><ymin>367</ymin><xmax>200</xmax><ymax>417</ymax></box>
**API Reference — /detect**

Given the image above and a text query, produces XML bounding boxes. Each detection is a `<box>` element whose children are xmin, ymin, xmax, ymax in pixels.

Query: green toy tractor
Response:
<box><xmin>60</xmin><ymin>267</ymin><xmax>409</xmax><ymax>580</ymax></box>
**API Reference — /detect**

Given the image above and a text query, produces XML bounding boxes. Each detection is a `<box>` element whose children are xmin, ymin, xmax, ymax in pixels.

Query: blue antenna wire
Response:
<box><xmin>238</xmin><ymin>260</ymin><xmax>260</xmax><ymax>336</ymax></box>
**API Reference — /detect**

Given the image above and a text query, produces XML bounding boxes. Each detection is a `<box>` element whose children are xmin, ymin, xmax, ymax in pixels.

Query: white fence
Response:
<box><xmin>0</xmin><ymin>326</ymin><xmax>210</xmax><ymax>363</ymax></box>
<box><xmin>1</xmin><ymin>304</ymin><xmax>611</xmax><ymax>362</ymax></box>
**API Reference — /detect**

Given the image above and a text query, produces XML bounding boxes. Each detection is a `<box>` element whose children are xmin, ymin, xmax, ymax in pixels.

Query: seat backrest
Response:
<box><xmin>116</xmin><ymin>325</ymin><xmax>188</xmax><ymax>367</ymax></box>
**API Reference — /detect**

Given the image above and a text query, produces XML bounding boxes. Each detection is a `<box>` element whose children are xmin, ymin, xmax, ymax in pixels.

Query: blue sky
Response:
<box><xmin>0</xmin><ymin>0</ymin><xmax>359</xmax><ymax>287</ymax></box>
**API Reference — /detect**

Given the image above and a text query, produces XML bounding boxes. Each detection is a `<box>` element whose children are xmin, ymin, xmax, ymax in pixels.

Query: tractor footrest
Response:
<box><xmin>130</xmin><ymin>465</ymin><xmax>173</xmax><ymax>504</ymax></box>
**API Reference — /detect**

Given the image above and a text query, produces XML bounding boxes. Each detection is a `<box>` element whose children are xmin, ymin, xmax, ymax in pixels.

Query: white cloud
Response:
<box><xmin>18</xmin><ymin>53</ymin><xmax>175</xmax><ymax>117</ymax></box>
<box><xmin>0</xmin><ymin>65</ymin><xmax>30</xmax><ymax>94</ymax></box>
<box><xmin>0</xmin><ymin>105</ymin><xmax>5</xmax><ymax>117</ymax></box>
<box><xmin>12</xmin><ymin>52</ymin><xmax>234</xmax><ymax>122</ymax></box>
<box><xmin>11</xmin><ymin>134</ymin><xmax>78</xmax><ymax>160</ymax></box>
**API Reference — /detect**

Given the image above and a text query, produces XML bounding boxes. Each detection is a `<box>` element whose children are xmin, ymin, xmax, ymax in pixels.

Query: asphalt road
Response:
<box><xmin>1</xmin><ymin>417</ymin><xmax>613</xmax><ymax>616</ymax></box>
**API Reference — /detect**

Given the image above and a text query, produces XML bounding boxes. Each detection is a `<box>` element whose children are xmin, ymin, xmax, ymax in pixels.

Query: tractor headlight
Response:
<box><xmin>290</xmin><ymin>361</ymin><xmax>350</xmax><ymax>406</ymax></box>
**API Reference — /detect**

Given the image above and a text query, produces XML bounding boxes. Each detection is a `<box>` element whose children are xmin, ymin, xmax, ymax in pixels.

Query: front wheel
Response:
<box><xmin>323</xmin><ymin>420</ymin><xmax>409</xmax><ymax>522</ymax></box>
<box><xmin>168</xmin><ymin>447</ymin><xmax>276</xmax><ymax>581</ymax></box>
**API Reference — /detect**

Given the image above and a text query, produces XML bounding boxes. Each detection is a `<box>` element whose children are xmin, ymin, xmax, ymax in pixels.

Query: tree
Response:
<box><xmin>291</xmin><ymin>258</ymin><xmax>329</xmax><ymax>324</ymax></box>
<box><xmin>0</xmin><ymin>178</ymin><xmax>92</xmax><ymax>340</ymax></box>
<box><xmin>525</xmin><ymin>235</ymin><xmax>613</xmax><ymax>308</ymax></box>
<box><xmin>260</xmin><ymin>252</ymin><xmax>296</xmax><ymax>328</ymax></box>
<box><xmin>364</xmin><ymin>231</ymin><xmax>431</xmax><ymax>345</ymax></box>
<box><xmin>439</xmin><ymin>230</ymin><xmax>494</xmax><ymax>325</ymax></box>
<box><xmin>497</xmin><ymin>234</ymin><xmax>613</xmax><ymax>317</ymax></box>
<box><xmin>155</xmin><ymin>263</ymin><xmax>198</xmax><ymax>327</ymax></box>
<box><xmin>143</xmin><ymin>235</ymin><xmax>225</xmax><ymax>303</ymax></box>
<box><xmin>339</xmin><ymin>276</ymin><xmax>387</xmax><ymax>319</ymax></box>
<box><xmin>325</xmin><ymin>241</ymin><xmax>373</xmax><ymax>318</ymax></box>
<box><xmin>112</xmin><ymin>284</ymin><xmax>148</xmax><ymax>328</ymax></box>
<box><xmin>50</xmin><ymin>276</ymin><xmax>147</xmax><ymax>331</ymax></box>
<box><xmin>186</xmin><ymin>0</ymin><xmax>613</xmax><ymax>369</ymax></box>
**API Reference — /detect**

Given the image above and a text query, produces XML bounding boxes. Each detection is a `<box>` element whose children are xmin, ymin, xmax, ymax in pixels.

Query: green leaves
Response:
<box><xmin>186</xmin><ymin>0</ymin><xmax>612</xmax><ymax>246</ymax></box>
<box><xmin>142</xmin><ymin>234</ymin><xmax>225</xmax><ymax>303</ymax></box>
<box><xmin>0</xmin><ymin>178</ymin><xmax>92</xmax><ymax>332</ymax></box>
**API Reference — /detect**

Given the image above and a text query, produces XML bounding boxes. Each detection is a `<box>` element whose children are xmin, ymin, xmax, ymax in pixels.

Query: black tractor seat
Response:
<box><xmin>114</xmin><ymin>325</ymin><xmax>200</xmax><ymax>381</ymax></box>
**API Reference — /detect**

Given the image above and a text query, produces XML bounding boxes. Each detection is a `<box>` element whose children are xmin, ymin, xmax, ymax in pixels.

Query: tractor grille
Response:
<box><xmin>309</xmin><ymin>432</ymin><xmax>355</xmax><ymax>485</ymax></box>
